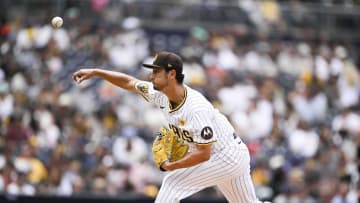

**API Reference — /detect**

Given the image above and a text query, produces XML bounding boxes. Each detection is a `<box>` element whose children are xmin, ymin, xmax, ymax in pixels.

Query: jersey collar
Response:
<box><xmin>169</xmin><ymin>86</ymin><xmax>187</xmax><ymax>113</ymax></box>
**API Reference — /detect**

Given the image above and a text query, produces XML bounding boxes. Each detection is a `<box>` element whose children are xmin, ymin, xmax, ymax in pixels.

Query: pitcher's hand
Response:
<box><xmin>72</xmin><ymin>69</ymin><xmax>95</xmax><ymax>83</ymax></box>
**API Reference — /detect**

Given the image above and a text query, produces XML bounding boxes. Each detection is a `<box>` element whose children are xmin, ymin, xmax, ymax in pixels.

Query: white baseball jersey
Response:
<box><xmin>135</xmin><ymin>81</ymin><xmax>262</xmax><ymax>203</ymax></box>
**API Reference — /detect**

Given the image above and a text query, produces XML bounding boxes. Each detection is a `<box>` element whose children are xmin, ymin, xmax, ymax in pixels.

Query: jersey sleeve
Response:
<box><xmin>189</xmin><ymin>110</ymin><xmax>217</xmax><ymax>145</ymax></box>
<box><xmin>134</xmin><ymin>80</ymin><xmax>164</xmax><ymax>106</ymax></box>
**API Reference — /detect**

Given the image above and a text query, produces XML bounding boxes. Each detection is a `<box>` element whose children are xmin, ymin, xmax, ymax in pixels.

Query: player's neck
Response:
<box><xmin>165</xmin><ymin>84</ymin><xmax>185</xmax><ymax>108</ymax></box>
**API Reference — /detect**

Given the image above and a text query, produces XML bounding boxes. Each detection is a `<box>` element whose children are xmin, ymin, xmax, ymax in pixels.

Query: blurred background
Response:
<box><xmin>0</xmin><ymin>0</ymin><xmax>360</xmax><ymax>202</ymax></box>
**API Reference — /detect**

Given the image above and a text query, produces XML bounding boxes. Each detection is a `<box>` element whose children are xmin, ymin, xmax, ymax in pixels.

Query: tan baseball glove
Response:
<box><xmin>152</xmin><ymin>126</ymin><xmax>189</xmax><ymax>171</ymax></box>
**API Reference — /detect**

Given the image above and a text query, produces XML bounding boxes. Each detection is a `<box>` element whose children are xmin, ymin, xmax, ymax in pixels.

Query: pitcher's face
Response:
<box><xmin>150</xmin><ymin>68</ymin><xmax>169</xmax><ymax>91</ymax></box>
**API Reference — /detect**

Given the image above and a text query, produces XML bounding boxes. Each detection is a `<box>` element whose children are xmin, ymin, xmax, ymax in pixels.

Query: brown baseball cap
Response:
<box><xmin>143</xmin><ymin>51</ymin><xmax>183</xmax><ymax>74</ymax></box>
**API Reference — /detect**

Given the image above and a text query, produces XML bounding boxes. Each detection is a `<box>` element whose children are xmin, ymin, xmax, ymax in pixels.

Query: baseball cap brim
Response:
<box><xmin>142</xmin><ymin>63</ymin><xmax>163</xmax><ymax>69</ymax></box>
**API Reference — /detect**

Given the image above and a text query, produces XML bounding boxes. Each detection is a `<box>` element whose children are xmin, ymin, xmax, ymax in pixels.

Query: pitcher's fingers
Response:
<box><xmin>72</xmin><ymin>75</ymin><xmax>80</xmax><ymax>82</ymax></box>
<box><xmin>78</xmin><ymin>76</ymin><xmax>87</xmax><ymax>83</ymax></box>
<box><xmin>72</xmin><ymin>71</ymin><xmax>82</xmax><ymax>81</ymax></box>
<box><xmin>72</xmin><ymin>73</ymin><xmax>81</xmax><ymax>83</ymax></box>
<box><xmin>72</xmin><ymin>74</ymin><xmax>77</xmax><ymax>81</ymax></box>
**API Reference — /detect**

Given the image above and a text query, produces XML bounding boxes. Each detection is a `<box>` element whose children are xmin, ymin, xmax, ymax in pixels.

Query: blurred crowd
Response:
<box><xmin>1</xmin><ymin>1</ymin><xmax>360</xmax><ymax>202</ymax></box>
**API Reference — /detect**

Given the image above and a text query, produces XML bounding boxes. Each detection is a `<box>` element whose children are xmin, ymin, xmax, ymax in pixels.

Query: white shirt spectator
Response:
<box><xmin>231</xmin><ymin>99</ymin><xmax>273</xmax><ymax>140</ymax></box>
<box><xmin>337</xmin><ymin>77</ymin><xmax>360</xmax><ymax>108</ymax></box>
<box><xmin>292</xmin><ymin>91</ymin><xmax>328</xmax><ymax>123</ymax></box>
<box><xmin>112</xmin><ymin>127</ymin><xmax>148</xmax><ymax>166</ymax></box>
<box><xmin>314</xmin><ymin>55</ymin><xmax>330</xmax><ymax>82</ymax></box>
<box><xmin>295</xmin><ymin>43</ymin><xmax>314</xmax><ymax>77</ymax></box>
<box><xmin>0</xmin><ymin>82</ymin><xmax>13</xmax><ymax>120</ymax></box>
<box><xmin>10</xmin><ymin>73</ymin><xmax>27</xmax><ymax>92</ymax></box>
<box><xmin>70</xmin><ymin>86</ymin><xmax>98</xmax><ymax>114</ymax></box>
<box><xmin>104</xmin><ymin>28</ymin><xmax>148</xmax><ymax>71</ymax></box>
<box><xmin>277</xmin><ymin>46</ymin><xmax>299</xmax><ymax>76</ymax></box>
<box><xmin>218</xmin><ymin>83</ymin><xmax>257</xmax><ymax>115</ymax></box>
<box><xmin>6</xmin><ymin>181</ymin><xmax>36</xmax><ymax>196</ymax></box>
<box><xmin>52</xmin><ymin>28</ymin><xmax>71</xmax><ymax>51</ymax></box>
<box><xmin>330</xmin><ymin>45</ymin><xmax>347</xmax><ymax>76</ymax></box>
<box><xmin>217</xmin><ymin>47</ymin><xmax>240</xmax><ymax>70</ymax></box>
<box><xmin>330</xmin><ymin>57</ymin><xmax>344</xmax><ymax>76</ymax></box>
<box><xmin>288</xmin><ymin>128</ymin><xmax>319</xmax><ymax>158</ymax></box>
<box><xmin>38</xmin><ymin>123</ymin><xmax>60</xmax><ymax>149</ymax></box>
<box><xmin>244</xmin><ymin>49</ymin><xmax>278</xmax><ymax>77</ymax></box>
<box><xmin>58</xmin><ymin>162</ymin><xmax>82</xmax><ymax>196</ymax></box>
<box><xmin>332</xmin><ymin>111</ymin><xmax>360</xmax><ymax>135</ymax></box>
<box><xmin>202</xmin><ymin>50</ymin><xmax>218</xmax><ymax>68</ymax></box>
<box><xmin>331</xmin><ymin>189</ymin><xmax>358</xmax><ymax>203</ymax></box>
<box><xmin>336</xmin><ymin>60</ymin><xmax>360</xmax><ymax>108</ymax></box>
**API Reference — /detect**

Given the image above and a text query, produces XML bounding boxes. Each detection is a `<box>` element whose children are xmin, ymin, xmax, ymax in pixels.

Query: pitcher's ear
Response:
<box><xmin>168</xmin><ymin>69</ymin><xmax>177</xmax><ymax>79</ymax></box>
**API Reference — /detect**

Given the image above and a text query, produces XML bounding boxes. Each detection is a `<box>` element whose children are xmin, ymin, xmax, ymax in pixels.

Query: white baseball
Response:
<box><xmin>51</xmin><ymin>16</ymin><xmax>63</xmax><ymax>28</ymax></box>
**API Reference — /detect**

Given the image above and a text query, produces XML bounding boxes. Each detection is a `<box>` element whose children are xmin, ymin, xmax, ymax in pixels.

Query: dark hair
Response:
<box><xmin>176</xmin><ymin>72</ymin><xmax>185</xmax><ymax>84</ymax></box>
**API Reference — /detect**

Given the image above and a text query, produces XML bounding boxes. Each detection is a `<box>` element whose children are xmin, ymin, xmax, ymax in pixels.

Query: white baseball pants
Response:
<box><xmin>155</xmin><ymin>142</ymin><xmax>262</xmax><ymax>203</ymax></box>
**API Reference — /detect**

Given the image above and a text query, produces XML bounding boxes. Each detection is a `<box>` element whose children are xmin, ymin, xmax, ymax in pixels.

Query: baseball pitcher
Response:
<box><xmin>72</xmin><ymin>51</ymin><xmax>267</xmax><ymax>203</ymax></box>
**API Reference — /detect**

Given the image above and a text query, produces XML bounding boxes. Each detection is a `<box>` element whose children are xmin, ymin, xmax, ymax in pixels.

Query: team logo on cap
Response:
<box><xmin>153</xmin><ymin>54</ymin><xmax>158</xmax><ymax>63</ymax></box>
<box><xmin>168</xmin><ymin>64</ymin><xmax>173</xmax><ymax>67</ymax></box>
<box><xmin>201</xmin><ymin>126</ymin><xmax>213</xmax><ymax>140</ymax></box>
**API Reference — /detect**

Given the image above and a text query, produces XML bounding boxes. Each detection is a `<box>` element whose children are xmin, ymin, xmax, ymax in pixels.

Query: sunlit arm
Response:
<box><xmin>72</xmin><ymin>68</ymin><xmax>139</xmax><ymax>92</ymax></box>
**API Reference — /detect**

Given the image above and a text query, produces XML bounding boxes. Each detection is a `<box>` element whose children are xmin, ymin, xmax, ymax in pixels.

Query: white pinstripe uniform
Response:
<box><xmin>135</xmin><ymin>81</ymin><xmax>262</xmax><ymax>203</ymax></box>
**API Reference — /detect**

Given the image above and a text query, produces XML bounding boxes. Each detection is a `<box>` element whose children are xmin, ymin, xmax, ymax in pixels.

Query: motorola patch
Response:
<box><xmin>201</xmin><ymin>126</ymin><xmax>213</xmax><ymax>140</ymax></box>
